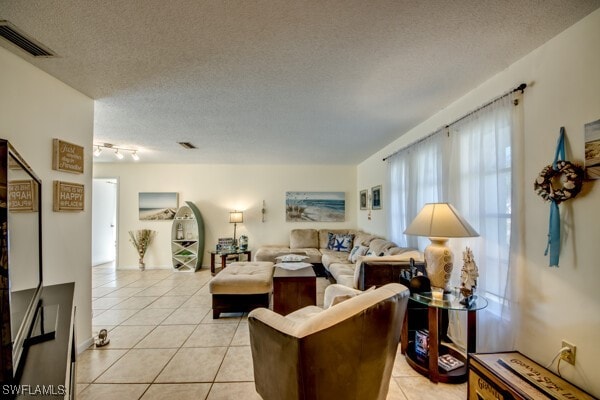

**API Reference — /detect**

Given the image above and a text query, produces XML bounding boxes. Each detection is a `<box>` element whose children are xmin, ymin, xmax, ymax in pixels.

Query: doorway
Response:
<box><xmin>92</xmin><ymin>178</ymin><xmax>118</xmax><ymax>267</ymax></box>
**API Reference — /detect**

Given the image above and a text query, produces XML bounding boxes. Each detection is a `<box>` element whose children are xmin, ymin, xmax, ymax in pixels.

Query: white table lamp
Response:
<box><xmin>404</xmin><ymin>203</ymin><xmax>478</xmax><ymax>289</ymax></box>
<box><xmin>229</xmin><ymin>211</ymin><xmax>244</xmax><ymax>247</ymax></box>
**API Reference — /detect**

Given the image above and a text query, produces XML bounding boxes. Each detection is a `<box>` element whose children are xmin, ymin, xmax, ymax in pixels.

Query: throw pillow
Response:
<box><xmin>331</xmin><ymin>286</ymin><xmax>376</xmax><ymax>306</ymax></box>
<box><xmin>275</xmin><ymin>254</ymin><xmax>309</xmax><ymax>262</ymax></box>
<box><xmin>327</xmin><ymin>233</ymin><xmax>355</xmax><ymax>252</ymax></box>
<box><xmin>348</xmin><ymin>245</ymin><xmax>369</xmax><ymax>263</ymax></box>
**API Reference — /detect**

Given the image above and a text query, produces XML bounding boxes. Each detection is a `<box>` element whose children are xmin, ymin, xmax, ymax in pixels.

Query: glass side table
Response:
<box><xmin>209</xmin><ymin>249</ymin><xmax>252</xmax><ymax>275</ymax></box>
<box><xmin>400</xmin><ymin>291</ymin><xmax>488</xmax><ymax>383</ymax></box>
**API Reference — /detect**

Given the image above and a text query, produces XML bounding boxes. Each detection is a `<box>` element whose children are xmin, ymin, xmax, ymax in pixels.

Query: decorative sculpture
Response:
<box><xmin>460</xmin><ymin>247</ymin><xmax>478</xmax><ymax>306</ymax></box>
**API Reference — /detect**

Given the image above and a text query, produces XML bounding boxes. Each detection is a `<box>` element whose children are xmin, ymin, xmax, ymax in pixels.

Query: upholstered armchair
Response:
<box><xmin>248</xmin><ymin>283</ymin><xmax>410</xmax><ymax>400</ymax></box>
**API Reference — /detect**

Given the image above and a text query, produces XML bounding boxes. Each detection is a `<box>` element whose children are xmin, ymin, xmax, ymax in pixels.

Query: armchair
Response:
<box><xmin>248</xmin><ymin>283</ymin><xmax>410</xmax><ymax>400</ymax></box>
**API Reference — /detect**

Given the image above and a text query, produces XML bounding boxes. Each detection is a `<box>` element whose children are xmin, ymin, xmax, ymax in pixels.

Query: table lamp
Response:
<box><xmin>404</xmin><ymin>203</ymin><xmax>478</xmax><ymax>290</ymax></box>
<box><xmin>229</xmin><ymin>211</ymin><xmax>244</xmax><ymax>248</ymax></box>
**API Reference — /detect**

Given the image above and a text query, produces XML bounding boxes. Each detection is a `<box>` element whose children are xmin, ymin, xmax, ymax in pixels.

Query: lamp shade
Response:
<box><xmin>229</xmin><ymin>211</ymin><xmax>244</xmax><ymax>224</ymax></box>
<box><xmin>404</xmin><ymin>203</ymin><xmax>478</xmax><ymax>238</ymax></box>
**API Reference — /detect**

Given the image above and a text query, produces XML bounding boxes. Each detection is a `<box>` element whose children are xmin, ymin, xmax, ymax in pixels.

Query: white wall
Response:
<box><xmin>0</xmin><ymin>47</ymin><xmax>94</xmax><ymax>351</ymax></box>
<box><xmin>358</xmin><ymin>9</ymin><xmax>600</xmax><ymax>396</ymax></box>
<box><xmin>93</xmin><ymin>163</ymin><xmax>357</xmax><ymax>268</ymax></box>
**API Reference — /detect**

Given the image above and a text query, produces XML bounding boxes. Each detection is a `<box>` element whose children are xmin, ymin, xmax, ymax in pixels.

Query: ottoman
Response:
<box><xmin>209</xmin><ymin>261</ymin><xmax>274</xmax><ymax>318</ymax></box>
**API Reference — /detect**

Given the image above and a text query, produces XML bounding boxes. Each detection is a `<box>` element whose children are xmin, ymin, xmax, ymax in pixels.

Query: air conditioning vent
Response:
<box><xmin>0</xmin><ymin>20</ymin><xmax>55</xmax><ymax>57</ymax></box>
<box><xmin>178</xmin><ymin>142</ymin><xmax>197</xmax><ymax>149</ymax></box>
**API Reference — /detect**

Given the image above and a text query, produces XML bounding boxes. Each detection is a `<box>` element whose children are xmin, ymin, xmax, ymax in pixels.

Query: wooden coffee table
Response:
<box><xmin>273</xmin><ymin>266</ymin><xmax>316</xmax><ymax>315</ymax></box>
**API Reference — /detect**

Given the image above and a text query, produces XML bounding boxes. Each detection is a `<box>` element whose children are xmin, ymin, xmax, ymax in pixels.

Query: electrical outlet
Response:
<box><xmin>561</xmin><ymin>340</ymin><xmax>576</xmax><ymax>365</ymax></box>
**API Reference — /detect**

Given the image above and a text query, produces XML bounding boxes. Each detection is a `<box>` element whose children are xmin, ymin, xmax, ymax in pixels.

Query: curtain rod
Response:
<box><xmin>382</xmin><ymin>83</ymin><xmax>527</xmax><ymax>162</ymax></box>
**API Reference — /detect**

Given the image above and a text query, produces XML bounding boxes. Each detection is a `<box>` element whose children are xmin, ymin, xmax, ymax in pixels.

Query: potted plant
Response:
<box><xmin>129</xmin><ymin>229</ymin><xmax>156</xmax><ymax>270</ymax></box>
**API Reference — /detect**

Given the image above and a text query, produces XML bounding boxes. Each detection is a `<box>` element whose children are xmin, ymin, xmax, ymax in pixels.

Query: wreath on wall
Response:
<box><xmin>534</xmin><ymin>160</ymin><xmax>584</xmax><ymax>204</ymax></box>
<box><xmin>534</xmin><ymin>127</ymin><xmax>584</xmax><ymax>268</ymax></box>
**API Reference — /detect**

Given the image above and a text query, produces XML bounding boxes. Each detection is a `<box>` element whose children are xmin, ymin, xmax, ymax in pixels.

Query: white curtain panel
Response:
<box><xmin>446</xmin><ymin>93</ymin><xmax>522</xmax><ymax>352</ymax></box>
<box><xmin>387</xmin><ymin>131</ymin><xmax>444</xmax><ymax>249</ymax></box>
<box><xmin>387</xmin><ymin>92</ymin><xmax>523</xmax><ymax>353</ymax></box>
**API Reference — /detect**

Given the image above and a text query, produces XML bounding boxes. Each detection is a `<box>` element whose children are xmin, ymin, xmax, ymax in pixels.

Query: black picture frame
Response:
<box><xmin>371</xmin><ymin>185</ymin><xmax>382</xmax><ymax>210</ymax></box>
<box><xmin>359</xmin><ymin>189</ymin><xmax>367</xmax><ymax>210</ymax></box>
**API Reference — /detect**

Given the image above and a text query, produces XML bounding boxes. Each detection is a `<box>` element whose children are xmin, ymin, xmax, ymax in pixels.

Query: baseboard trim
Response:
<box><xmin>77</xmin><ymin>336</ymin><xmax>94</xmax><ymax>354</ymax></box>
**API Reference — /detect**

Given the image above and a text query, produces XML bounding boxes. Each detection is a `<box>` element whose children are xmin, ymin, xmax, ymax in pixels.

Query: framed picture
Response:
<box><xmin>139</xmin><ymin>192</ymin><xmax>178</xmax><ymax>220</ymax></box>
<box><xmin>285</xmin><ymin>191</ymin><xmax>345</xmax><ymax>222</ymax></box>
<box><xmin>371</xmin><ymin>185</ymin><xmax>382</xmax><ymax>210</ymax></box>
<box><xmin>584</xmin><ymin>118</ymin><xmax>600</xmax><ymax>179</ymax></box>
<box><xmin>359</xmin><ymin>189</ymin><xmax>368</xmax><ymax>210</ymax></box>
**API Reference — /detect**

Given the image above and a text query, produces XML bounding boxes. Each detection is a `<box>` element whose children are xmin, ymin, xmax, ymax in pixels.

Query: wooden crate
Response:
<box><xmin>468</xmin><ymin>352</ymin><xmax>595</xmax><ymax>400</ymax></box>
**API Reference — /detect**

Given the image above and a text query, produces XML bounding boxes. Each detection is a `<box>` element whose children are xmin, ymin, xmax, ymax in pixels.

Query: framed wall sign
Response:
<box><xmin>8</xmin><ymin>179</ymin><xmax>38</xmax><ymax>212</ymax></box>
<box><xmin>53</xmin><ymin>181</ymin><xmax>85</xmax><ymax>211</ymax></box>
<box><xmin>52</xmin><ymin>139</ymin><xmax>84</xmax><ymax>174</ymax></box>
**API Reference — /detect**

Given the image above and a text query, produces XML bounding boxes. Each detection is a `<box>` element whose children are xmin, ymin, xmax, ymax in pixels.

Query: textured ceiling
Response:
<box><xmin>1</xmin><ymin>1</ymin><xmax>599</xmax><ymax>164</ymax></box>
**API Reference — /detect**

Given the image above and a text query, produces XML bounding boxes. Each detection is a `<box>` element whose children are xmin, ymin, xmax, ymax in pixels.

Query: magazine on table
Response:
<box><xmin>438</xmin><ymin>354</ymin><xmax>464</xmax><ymax>371</ymax></box>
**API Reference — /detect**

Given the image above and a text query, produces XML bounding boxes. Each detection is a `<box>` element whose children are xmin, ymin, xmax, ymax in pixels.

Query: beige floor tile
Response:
<box><xmin>92</xmin><ymin>287</ymin><xmax>118</xmax><ymax>297</ymax></box>
<box><xmin>92</xmin><ymin>309</ymin><xmax>106</xmax><ymax>318</ymax></box>
<box><xmin>135</xmin><ymin>325</ymin><xmax>196</xmax><ymax>348</ymax></box>
<box><xmin>96</xmin><ymin>348</ymin><xmax>177</xmax><ymax>383</ymax></box>
<box><xmin>76</xmin><ymin>349</ymin><xmax>128</xmax><ymax>383</ymax></box>
<box><xmin>111</xmin><ymin>296</ymin><xmax>159</xmax><ymax>309</ymax></box>
<box><xmin>393</xmin><ymin>376</ymin><xmax>466</xmax><ymax>400</ymax></box>
<box><xmin>161</xmin><ymin>306</ymin><xmax>211</xmax><ymax>325</ymax></box>
<box><xmin>392</xmin><ymin>348</ymin><xmax>422</xmax><ymax>377</ymax></box>
<box><xmin>146</xmin><ymin>295</ymin><xmax>190</xmax><ymax>308</ymax></box>
<box><xmin>156</xmin><ymin>347</ymin><xmax>228</xmax><ymax>383</ymax></box>
<box><xmin>76</xmin><ymin>383</ymin><xmax>89</xmax><ymax>396</ymax></box>
<box><xmin>92</xmin><ymin>308</ymin><xmax>139</xmax><ymax>326</ymax></box>
<box><xmin>92</xmin><ymin>297</ymin><xmax>125</xmax><ymax>310</ymax></box>
<box><xmin>164</xmin><ymin>286</ymin><xmax>201</xmax><ymax>296</ymax></box>
<box><xmin>125</xmin><ymin>279</ymin><xmax>162</xmax><ymax>288</ymax></box>
<box><xmin>183</xmin><ymin>324</ymin><xmax>237</xmax><ymax>347</ymax></box>
<box><xmin>206</xmin><ymin>382</ymin><xmax>261</xmax><ymax>400</ymax></box>
<box><xmin>93</xmin><ymin>325</ymin><xmax>155</xmax><ymax>349</ymax></box>
<box><xmin>215</xmin><ymin>346</ymin><xmax>254</xmax><ymax>382</ymax></box>
<box><xmin>121</xmin><ymin>308</ymin><xmax>175</xmax><ymax>325</ymax></box>
<box><xmin>134</xmin><ymin>285</ymin><xmax>174</xmax><ymax>296</ymax></box>
<box><xmin>387</xmin><ymin>378</ymin><xmax>409</xmax><ymax>400</ymax></box>
<box><xmin>180</xmin><ymin>294</ymin><xmax>212</xmax><ymax>308</ymax></box>
<box><xmin>230</xmin><ymin>323</ymin><xmax>250</xmax><ymax>346</ymax></box>
<box><xmin>140</xmin><ymin>383</ymin><xmax>211</xmax><ymax>400</ymax></box>
<box><xmin>103</xmin><ymin>287</ymin><xmax>144</xmax><ymax>298</ymax></box>
<box><xmin>78</xmin><ymin>383</ymin><xmax>149</xmax><ymax>400</ymax></box>
<box><xmin>201</xmin><ymin>312</ymin><xmax>243</xmax><ymax>324</ymax></box>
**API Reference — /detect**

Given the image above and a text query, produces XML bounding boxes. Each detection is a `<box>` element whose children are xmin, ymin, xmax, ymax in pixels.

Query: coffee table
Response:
<box><xmin>273</xmin><ymin>265</ymin><xmax>316</xmax><ymax>315</ymax></box>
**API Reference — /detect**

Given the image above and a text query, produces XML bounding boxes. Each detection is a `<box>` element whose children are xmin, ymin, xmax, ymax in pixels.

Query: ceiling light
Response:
<box><xmin>93</xmin><ymin>143</ymin><xmax>141</xmax><ymax>161</ymax></box>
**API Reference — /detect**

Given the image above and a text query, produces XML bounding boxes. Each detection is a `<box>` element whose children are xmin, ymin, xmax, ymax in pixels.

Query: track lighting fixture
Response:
<box><xmin>93</xmin><ymin>143</ymin><xmax>141</xmax><ymax>161</ymax></box>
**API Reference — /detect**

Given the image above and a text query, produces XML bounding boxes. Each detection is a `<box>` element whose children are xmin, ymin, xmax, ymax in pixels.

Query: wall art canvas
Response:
<box><xmin>584</xmin><ymin>118</ymin><xmax>600</xmax><ymax>179</ymax></box>
<box><xmin>285</xmin><ymin>191</ymin><xmax>345</xmax><ymax>222</ymax></box>
<box><xmin>359</xmin><ymin>189</ymin><xmax>368</xmax><ymax>210</ymax></box>
<box><xmin>139</xmin><ymin>192</ymin><xmax>178</xmax><ymax>220</ymax></box>
<box><xmin>371</xmin><ymin>185</ymin><xmax>382</xmax><ymax>210</ymax></box>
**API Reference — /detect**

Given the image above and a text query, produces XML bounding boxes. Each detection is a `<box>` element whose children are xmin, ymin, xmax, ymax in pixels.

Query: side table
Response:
<box><xmin>209</xmin><ymin>249</ymin><xmax>252</xmax><ymax>275</ymax></box>
<box><xmin>273</xmin><ymin>266</ymin><xmax>316</xmax><ymax>315</ymax></box>
<box><xmin>400</xmin><ymin>291</ymin><xmax>487</xmax><ymax>383</ymax></box>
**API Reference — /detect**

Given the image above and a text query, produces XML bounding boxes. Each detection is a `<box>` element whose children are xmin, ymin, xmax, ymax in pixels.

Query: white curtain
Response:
<box><xmin>387</xmin><ymin>131</ymin><xmax>444</xmax><ymax>250</ymax></box>
<box><xmin>446</xmin><ymin>93</ymin><xmax>522</xmax><ymax>352</ymax></box>
<box><xmin>387</xmin><ymin>92</ymin><xmax>523</xmax><ymax>353</ymax></box>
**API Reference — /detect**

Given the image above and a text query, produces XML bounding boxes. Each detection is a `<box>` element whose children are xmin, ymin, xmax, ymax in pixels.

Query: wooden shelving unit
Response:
<box><xmin>171</xmin><ymin>201</ymin><xmax>205</xmax><ymax>272</ymax></box>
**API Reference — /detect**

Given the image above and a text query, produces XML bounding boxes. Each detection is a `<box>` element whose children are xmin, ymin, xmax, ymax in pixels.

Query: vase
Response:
<box><xmin>139</xmin><ymin>259</ymin><xmax>145</xmax><ymax>271</ymax></box>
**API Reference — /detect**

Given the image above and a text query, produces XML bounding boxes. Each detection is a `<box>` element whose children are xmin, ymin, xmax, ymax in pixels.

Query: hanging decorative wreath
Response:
<box><xmin>534</xmin><ymin>160</ymin><xmax>584</xmax><ymax>204</ymax></box>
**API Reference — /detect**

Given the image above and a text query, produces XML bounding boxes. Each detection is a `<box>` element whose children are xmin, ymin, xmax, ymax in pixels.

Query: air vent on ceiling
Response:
<box><xmin>178</xmin><ymin>142</ymin><xmax>197</xmax><ymax>149</ymax></box>
<box><xmin>0</xmin><ymin>20</ymin><xmax>55</xmax><ymax>57</ymax></box>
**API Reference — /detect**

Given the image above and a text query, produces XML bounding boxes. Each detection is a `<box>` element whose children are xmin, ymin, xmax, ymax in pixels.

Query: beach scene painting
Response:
<box><xmin>585</xmin><ymin>118</ymin><xmax>600</xmax><ymax>179</ymax></box>
<box><xmin>139</xmin><ymin>192</ymin><xmax>178</xmax><ymax>220</ymax></box>
<box><xmin>285</xmin><ymin>191</ymin><xmax>345</xmax><ymax>222</ymax></box>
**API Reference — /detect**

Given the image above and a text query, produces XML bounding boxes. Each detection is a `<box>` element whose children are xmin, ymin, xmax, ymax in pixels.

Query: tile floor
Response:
<box><xmin>78</xmin><ymin>264</ymin><xmax>467</xmax><ymax>399</ymax></box>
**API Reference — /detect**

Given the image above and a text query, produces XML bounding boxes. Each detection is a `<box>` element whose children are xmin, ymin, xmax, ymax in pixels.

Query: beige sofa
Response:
<box><xmin>255</xmin><ymin>229</ymin><xmax>423</xmax><ymax>289</ymax></box>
